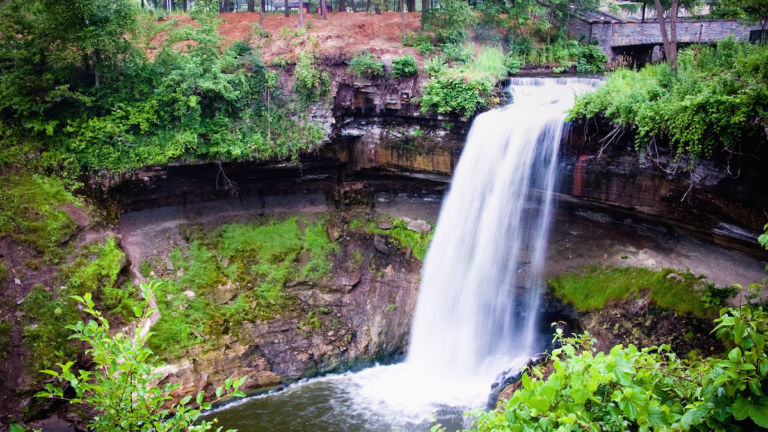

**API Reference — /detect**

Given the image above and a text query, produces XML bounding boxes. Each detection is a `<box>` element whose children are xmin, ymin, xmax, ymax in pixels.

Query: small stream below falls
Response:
<box><xmin>205</xmin><ymin>78</ymin><xmax>602</xmax><ymax>431</ymax></box>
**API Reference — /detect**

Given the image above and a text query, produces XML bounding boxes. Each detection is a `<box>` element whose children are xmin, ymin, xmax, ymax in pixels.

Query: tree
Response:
<box><xmin>714</xmin><ymin>0</ymin><xmax>768</xmax><ymax>42</ymax></box>
<box><xmin>654</xmin><ymin>0</ymin><xmax>679</xmax><ymax>71</ymax></box>
<box><xmin>400</xmin><ymin>0</ymin><xmax>406</xmax><ymax>38</ymax></box>
<box><xmin>36</xmin><ymin>283</ymin><xmax>246</xmax><ymax>432</ymax></box>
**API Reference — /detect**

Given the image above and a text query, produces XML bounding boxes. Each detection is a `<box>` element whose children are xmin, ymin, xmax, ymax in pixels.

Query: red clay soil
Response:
<box><xmin>218</xmin><ymin>12</ymin><xmax>424</xmax><ymax>61</ymax></box>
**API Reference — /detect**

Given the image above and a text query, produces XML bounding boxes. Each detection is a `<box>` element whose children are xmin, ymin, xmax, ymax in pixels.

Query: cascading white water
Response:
<box><xmin>407</xmin><ymin>77</ymin><xmax>595</xmax><ymax>382</ymax></box>
<box><xmin>346</xmin><ymin>78</ymin><xmax>602</xmax><ymax>423</ymax></box>
<box><xmin>211</xmin><ymin>78</ymin><xmax>600</xmax><ymax>432</ymax></box>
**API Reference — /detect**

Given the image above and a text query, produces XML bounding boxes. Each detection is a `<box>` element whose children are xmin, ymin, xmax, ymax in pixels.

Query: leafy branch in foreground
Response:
<box><xmin>36</xmin><ymin>281</ymin><xmax>245</xmax><ymax>432</ymax></box>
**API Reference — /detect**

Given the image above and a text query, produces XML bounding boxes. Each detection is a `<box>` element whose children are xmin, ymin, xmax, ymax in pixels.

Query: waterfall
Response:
<box><xmin>400</xmin><ymin>77</ymin><xmax>601</xmax><ymax>409</ymax></box>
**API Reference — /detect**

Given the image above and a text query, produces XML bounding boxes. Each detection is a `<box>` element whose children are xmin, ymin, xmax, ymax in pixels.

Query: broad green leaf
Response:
<box><xmin>732</xmin><ymin>398</ymin><xmax>750</xmax><ymax>421</ymax></box>
<box><xmin>748</xmin><ymin>403</ymin><xmax>768</xmax><ymax>428</ymax></box>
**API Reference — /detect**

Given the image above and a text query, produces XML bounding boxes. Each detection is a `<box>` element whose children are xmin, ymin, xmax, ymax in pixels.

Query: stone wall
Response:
<box><xmin>568</xmin><ymin>19</ymin><xmax>762</xmax><ymax>59</ymax></box>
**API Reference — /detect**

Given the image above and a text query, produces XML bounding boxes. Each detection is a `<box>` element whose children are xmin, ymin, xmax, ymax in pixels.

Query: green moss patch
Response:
<box><xmin>549</xmin><ymin>266</ymin><xmax>732</xmax><ymax>319</ymax></box>
<box><xmin>147</xmin><ymin>216</ymin><xmax>339</xmax><ymax>358</ymax></box>
<box><xmin>348</xmin><ymin>216</ymin><xmax>434</xmax><ymax>261</ymax></box>
<box><xmin>0</xmin><ymin>173</ymin><xmax>79</xmax><ymax>260</ymax></box>
<box><xmin>20</xmin><ymin>237</ymin><xmax>135</xmax><ymax>376</ymax></box>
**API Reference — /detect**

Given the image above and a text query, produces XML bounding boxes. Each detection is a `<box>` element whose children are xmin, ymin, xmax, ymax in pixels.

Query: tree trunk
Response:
<box><xmin>653</xmin><ymin>0</ymin><xmax>677</xmax><ymax>72</ymax></box>
<box><xmin>248</xmin><ymin>0</ymin><xmax>255</xmax><ymax>12</ymax></box>
<box><xmin>366</xmin><ymin>0</ymin><xmax>370</xmax><ymax>13</ymax></box>
<box><xmin>421</xmin><ymin>0</ymin><xmax>428</xmax><ymax>13</ymax></box>
<box><xmin>92</xmin><ymin>52</ymin><xmax>100</xmax><ymax>87</ymax></box>
<box><xmin>299</xmin><ymin>0</ymin><xmax>305</xmax><ymax>26</ymax></box>
<box><xmin>399</xmin><ymin>0</ymin><xmax>406</xmax><ymax>37</ymax></box>
<box><xmin>284</xmin><ymin>0</ymin><xmax>290</xmax><ymax>17</ymax></box>
<box><xmin>406</xmin><ymin>0</ymin><xmax>415</xmax><ymax>12</ymax></box>
<box><xmin>641</xmin><ymin>2</ymin><xmax>646</xmax><ymax>22</ymax></box>
<box><xmin>339</xmin><ymin>0</ymin><xmax>346</xmax><ymax>12</ymax></box>
<box><xmin>320</xmin><ymin>0</ymin><xmax>327</xmax><ymax>18</ymax></box>
<box><xmin>260</xmin><ymin>0</ymin><xmax>265</xmax><ymax>25</ymax></box>
<box><xmin>350</xmin><ymin>0</ymin><xmax>356</xmax><ymax>12</ymax></box>
<box><xmin>374</xmin><ymin>2</ymin><xmax>380</xmax><ymax>14</ymax></box>
<box><xmin>670</xmin><ymin>0</ymin><xmax>678</xmax><ymax>71</ymax></box>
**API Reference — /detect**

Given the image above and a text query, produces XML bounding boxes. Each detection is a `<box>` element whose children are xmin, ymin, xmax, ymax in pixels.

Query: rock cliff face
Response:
<box><xmin>156</xmin><ymin>231</ymin><xmax>421</xmax><ymax>400</ymax></box>
<box><xmin>99</xmin><ymin>76</ymin><xmax>767</xmax><ymax>258</ymax></box>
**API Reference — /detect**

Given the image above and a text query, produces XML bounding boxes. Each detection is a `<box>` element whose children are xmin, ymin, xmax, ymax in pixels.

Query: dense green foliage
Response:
<box><xmin>37</xmin><ymin>285</ymin><xmax>245</xmax><ymax>432</ymax></box>
<box><xmin>507</xmin><ymin>38</ymin><xmax>607</xmax><ymax>73</ymax></box>
<box><xmin>0</xmin><ymin>1</ymin><xmax>324</xmax><ymax>174</ymax></box>
<box><xmin>419</xmin><ymin>70</ymin><xmax>494</xmax><ymax>117</ymax></box>
<box><xmin>473</xmin><ymin>298</ymin><xmax>768</xmax><ymax>431</ymax></box>
<box><xmin>421</xmin><ymin>0</ymin><xmax>478</xmax><ymax>45</ymax></box>
<box><xmin>570</xmin><ymin>39</ymin><xmax>768</xmax><ymax>164</ymax></box>
<box><xmin>348</xmin><ymin>52</ymin><xmax>386</xmax><ymax>79</ymax></box>
<box><xmin>293</xmin><ymin>52</ymin><xmax>330</xmax><ymax>107</ymax></box>
<box><xmin>147</xmin><ymin>217</ymin><xmax>338</xmax><ymax>357</ymax></box>
<box><xmin>392</xmin><ymin>54</ymin><xmax>419</xmax><ymax>78</ymax></box>
<box><xmin>550</xmin><ymin>265</ymin><xmax>731</xmax><ymax>319</ymax></box>
<box><xmin>0</xmin><ymin>173</ymin><xmax>78</xmax><ymax>260</ymax></box>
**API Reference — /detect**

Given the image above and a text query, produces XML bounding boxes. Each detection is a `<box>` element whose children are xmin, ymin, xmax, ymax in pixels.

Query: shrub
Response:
<box><xmin>425</xmin><ymin>55</ymin><xmax>448</xmax><ymax>77</ymax></box>
<box><xmin>569</xmin><ymin>40</ymin><xmax>768</xmax><ymax>165</ymax></box>
<box><xmin>471</xmin><ymin>289</ymin><xmax>768</xmax><ymax>431</ymax></box>
<box><xmin>348</xmin><ymin>51</ymin><xmax>385</xmax><ymax>79</ymax></box>
<box><xmin>36</xmin><ymin>285</ymin><xmax>245</xmax><ymax>432</ymax></box>
<box><xmin>504</xmin><ymin>54</ymin><xmax>522</xmax><ymax>75</ymax></box>
<box><xmin>440</xmin><ymin>42</ymin><xmax>474</xmax><ymax>64</ymax></box>
<box><xmin>293</xmin><ymin>52</ymin><xmax>330</xmax><ymax>107</ymax></box>
<box><xmin>421</xmin><ymin>0</ymin><xmax>478</xmax><ymax>45</ymax></box>
<box><xmin>420</xmin><ymin>67</ymin><xmax>495</xmax><ymax>117</ymax></box>
<box><xmin>392</xmin><ymin>54</ymin><xmax>418</xmax><ymax>78</ymax></box>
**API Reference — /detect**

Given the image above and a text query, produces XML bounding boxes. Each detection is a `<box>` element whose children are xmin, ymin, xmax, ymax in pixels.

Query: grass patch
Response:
<box><xmin>549</xmin><ymin>266</ymin><xmax>727</xmax><ymax>319</ymax></box>
<box><xmin>0</xmin><ymin>173</ymin><xmax>79</xmax><ymax>261</ymax></box>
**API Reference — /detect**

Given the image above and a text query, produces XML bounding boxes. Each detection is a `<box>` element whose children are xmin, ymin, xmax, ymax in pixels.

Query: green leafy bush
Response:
<box><xmin>440</xmin><ymin>42</ymin><xmax>474</xmax><ymax>64</ymax></box>
<box><xmin>473</xmin><ymin>291</ymin><xmax>768</xmax><ymax>431</ymax></box>
<box><xmin>421</xmin><ymin>0</ymin><xmax>478</xmax><ymax>45</ymax></box>
<box><xmin>392</xmin><ymin>54</ymin><xmax>418</xmax><ymax>78</ymax></box>
<box><xmin>36</xmin><ymin>285</ymin><xmax>245</xmax><ymax>432</ymax></box>
<box><xmin>425</xmin><ymin>56</ymin><xmax>448</xmax><ymax>77</ymax></box>
<box><xmin>420</xmin><ymin>71</ymin><xmax>494</xmax><ymax>117</ymax></box>
<box><xmin>569</xmin><ymin>39</ymin><xmax>768</xmax><ymax>164</ymax></box>
<box><xmin>348</xmin><ymin>51</ymin><xmax>385</xmax><ymax>79</ymax></box>
<box><xmin>504</xmin><ymin>54</ymin><xmax>522</xmax><ymax>75</ymax></box>
<box><xmin>0</xmin><ymin>3</ymin><xmax>325</xmax><ymax>173</ymax></box>
<box><xmin>293</xmin><ymin>52</ymin><xmax>330</xmax><ymax>107</ymax></box>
